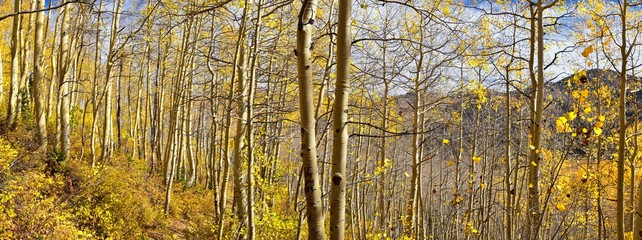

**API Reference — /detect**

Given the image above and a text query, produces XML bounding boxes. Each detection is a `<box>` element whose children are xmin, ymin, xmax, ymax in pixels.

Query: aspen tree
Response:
<box><xmin>246</xmin><ymin>0</ymin><xmax>264</xmax><ymax>238</ymax></box>
<box><xmin>101</xmin><ymin>0</ymin><xmax>123</xmax><ymax>162</ymax></box>
<box><xmin>216</xmin><ymin>5</ymin><xmax>247</xmax><ymax>238</ymax></box>
<box><xmin>377</xmin><ymin>12</ymin><xmax>391</xmax><ymax>233</ymax></box>
<box><xmin>205</xmin><ymin>14</ymin><xmax>220</xmax><ymax>215</ymax></box>
<box><xmin>33</xmin><ymin>0</ymin><xmax>47</xmax><ymax>147</ymax></box>
<box><xmin>296</xmin><ymin>0</ymin><xmax>326</xmax><ymax>238</ymax></box>
<box><xmin>16</xmin><ymin>0</ymin><xmax>36</xmax><ymax>121</ymax></box>
<box><xmin>329</xmin><ymin>0</ymin><xmax>352</xmax><ymax>238</ymax></box>
<box><xmin>635</xmin><ymin>177</ymin><xmax>642</xmax><ymax>239</ymax></box>
<box><xmin>7</xmin><ymin>0</ymin><xmax>20</xmax><ymax>129</ymax></box>
<box><xmin>526</xmin><ymin>1</ymin><xmax>561</xmax><ymax>237</ymax></box>
<box><xmin>164</xmin><ymin>13</ymin><xmax>194</xmax><ymax>213</ymax></box>
<box><xmin>232</xmin><ymin>26</ymin><xmax>249</xmax><ymax>228</ymax></box>
<box><xmin>48</xmin><ymin>12</ymin><xmax>60</xmax><ymax>124</ymax></box>
<box><xmin>406</xmin><ymin>16</ymin><xmax>424</xmax><ymax>238</ymax></box>
<box><xmin>503</xmin><ymin>46</ymin><xmax>516</xmax><ymax>240</ymax></box>
<box><xmin>57</xmin><ymin>3</ymin><xmax>74</xmax><ymax>160</ymax></box>
<box><xmin>90</xmin><ymin>0</ymin><xmax>103</xmax><ymax>167</ymax></box>
<box><xmin>616</xmin><ymin>1</ymin><xmax>631</xmax><ymax>238</ymax></box>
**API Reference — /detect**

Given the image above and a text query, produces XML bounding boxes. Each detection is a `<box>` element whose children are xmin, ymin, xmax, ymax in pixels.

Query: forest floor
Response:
<box><xmin>0</xmin><ymin>123</ymin><xmax>218</xmax><ymax>239</ymax></box>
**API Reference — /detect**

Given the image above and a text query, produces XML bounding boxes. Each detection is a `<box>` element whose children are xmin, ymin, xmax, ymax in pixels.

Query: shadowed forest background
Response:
<box><xmin>2</xmin><ymin>0</ymin><xmax>642</xmax><ymax>239</ymax></box>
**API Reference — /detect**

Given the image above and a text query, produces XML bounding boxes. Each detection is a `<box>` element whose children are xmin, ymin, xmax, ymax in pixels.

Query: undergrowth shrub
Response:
<box><xmin>64</xmin><ymin>156</ymin><xmax>166</xmax><ymax>238</ymax></box>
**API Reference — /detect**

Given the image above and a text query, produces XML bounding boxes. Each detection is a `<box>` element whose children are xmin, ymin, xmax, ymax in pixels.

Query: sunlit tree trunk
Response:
<box><xmin>526</xmin><ymin>2</ymin><xmax>541</xmax><ymax>238</ymax></box>
<box><xmin>329</xmin><ymin>0</ymin><xmax>352</xmax><ymax>238</ymax></box>
<box><xmin>378</xmin><ymin>35</ymin><xmax>389</xmax><ymax>234</ymax></box>
<box><xmin>617</xmin><ymin>2</ymin><xmax>629</xmax><ymax>240</ymax></box>
<box><xmin>48</xmin><ymin>3</ymin><xmax>59</xmax><ymax>125</ymax></box>
<box><xmin>296</xmin><ymin>0</ymin><xmax>326</xmax><ymax>239</ymax></box>
<box><xmin>217</xmin><ymin>6</ymin><xmax>247</xmax><ymax>237</ymax></box>
<box><xmin>19</xmin><ymin>1</ymin><xmax>36</xmax><ymax>121</ymax></box>
<box><xmin>7</xmin><ymin>0</ymin><xmax>20</xmax><ymax>129</ymax></box>
<box><xmin>233</xmin><ymin>35</ymin><xmax>248</xmax><ymax>227</ymax></box>
<box><xmin>634</xmin><ymin>177</ymin><xmax>642</xmax><ymax>240</ymax></box>
<box><xmin>407</xmin><ymin>16</ymin><xmax>424</xmax><ymax>238</ymax></box>
<box><xmin>185</xmin><ymin>64</ymin><xmax>196</xmax><ymax>187</ymax></box>
<box><xmin>57</xmin><ymin>4</ymin><xmax>74</xmax><ymax>160</ymax></box>
<box><xmin>504</xmin><ymin>63</ymin><xmax>513</xmax><ymax>240</ymax></box>
<box><xmin>33</xmin><ymin>0</ymin><xmax>48</xmax><ymax>148</ymax></box>
<box><xmin>246</xmin><ymin>1</ymin><xmax>263</xmax><ymax>238</ymax></box>
<box><xmin>101</xmin><ymin>0</ymin><xmax>123</xmax><ymax>162</ymax></box>
<box><xmin>90</xmin><ymin>0</ymin><xmax>103</xmax><ymax>167</ymax></box>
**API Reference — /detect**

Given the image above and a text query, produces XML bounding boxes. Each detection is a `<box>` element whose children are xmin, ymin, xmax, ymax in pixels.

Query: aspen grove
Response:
<box><xmin>3</xmin><ymin>0</ymin><xmax>642</xmax><ymax>239</ymax></box>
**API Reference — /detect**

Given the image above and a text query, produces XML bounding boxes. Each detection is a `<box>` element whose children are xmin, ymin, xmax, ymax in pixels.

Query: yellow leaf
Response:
<box><xmin>447</xmin><ymin>161</ymin><xmax>454</xmax><ymax>167</ymax></box>
<box><xmin>599</xmin><ymin>115</ymin><xmax>605</xmax><ymax>121</ymax></box>
<box><xmin>443</xmin><ymin>6</ymin><xmax>451</xmax><ymax>15</ymax></box>
<box><xmin>565</xmin><ymin>111</ymin><xmax>577</xmax><ymax>121</ymax></box>
<box><xmin>582</xmin><ymin>46</ymin><xmax>594</xmax><ymax>58</ymax></box>
<box><xmin>556</xmin><ymin>119</ymin><xmax>566</xmax><ymax>133</ymax></box>
<box><xmin>580</xmin><ymin>89</ymin><xmax>589</xmax><ymax>98</ymax></box>
<box><xmin>595</xmin><ymin>121</ymin><xmax>604</xmax><ymax>128</ymax></box>
<box><xmin>443</xmin><ymin>139</ymin><xmax>450</xmax><ymax>144</ymax></box>
<box><xmin>594</xmin><ymin>127</ymin><xmax>603</xmax><ymax>136</ymax></box>
<box><xmin>571</xmin><ymin>91</ymin><xmax>580</xmax><ymax>99</ymax></box>
<box><xmin>556</xmin><ymin>124</ymin><xmax>564</xmax><ymax>133</ymax></box>
<box><xmin>584</xmin><ymin>107</ymin><xmax>591</xmax><ymax>114</ymax></box>
<box><xmin>530</xmin><ymin>161</ymin><xmax>537</xmax><ymax>166</ymax></box>
<box><xmin>556</xmin><ymin>202</ymin><xmax>566</xmax><ymax>212</ymax></box>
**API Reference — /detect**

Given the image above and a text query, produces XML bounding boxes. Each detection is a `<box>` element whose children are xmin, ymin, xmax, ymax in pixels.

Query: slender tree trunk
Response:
<box><xmin>328</xmin><ymin>0</ymin><xmax>352</xmax><ymax>238</ymax></box>
<box><xmin>233</xmin><ymin>38</ymin><xmax>248</xmax><ymax>227</ymax></box>
<box><xmin>246</xmin><ymin>1</ymin><xmax>263</xmax><ymax>238</ymax></box>
<box><xmin>48</xmin><ymin>8</ymin><xmax>60</xmax><ymax>126</ymax></box>
<box><xmin>527</xmin><ymin>3</ymin><xmax>543</xmax><ymax>238</ymax></box>
<box><xmin>7</xmin><ymin>0</ymin><xmax>21</xmax><ymax>129</ymax></box>
<box><xmin>407</xmin><ymin>17</ymin><xmax>424</xmax><ymax>238</ymax></box>
<box><xmin>164</xmin><ymin>104</ymin><xmax>182</xmax><ymax>214</ymax></box>
<box><xmin>116</xmin><ymin>64</ymin><xmax>123</xmax><ymax>151</ymax></box>
<box><xmin>216</xmin><ymin>6</ymin><xmax>247</xmax><ymax>237</ymax></box>
<box><xmin>19</xmin><ymin>1</ymin><xmax>36</xmax><ymax>120</ymax></box>
<box><xmin>33</xmin><ymin>0</ymin><xmax>48</xmax><ymax>148</ymax></box>
<box><xmin>634</xmin><ymin>177</ymin><xmax>642</xmax><ymax>240</ymax></box>
<box><xmin>90</xmin><ymin>0</ymin><xmax>103</xmax><ymax>167</ymax></box>
<box><xmin>101</xmin><ymin>0</ymin><xmax>123</xmax><ymax>162</ymax></box>
<box><xmin>617</xmin><ymin>2</ymin><xmax>628</xmax><ymax>240</ymax></box>
<box><xmin>296</xmin><ymin>0</ymin><xmax>326</xmax><ymax>239</ymax></box>
<box><xmin>378</xmin><ymin>39</ymin><xmax>389</xmax><ymax>234</ymax></box>
<box><xmin>58</xmin><ymin>4</ymin><xmax>74</xmax><ymax>160</ymax></box>
<box><xmin>504</xmin><ymin>66</ymin><xmax>513</xmax><ymax>240</ymax></box>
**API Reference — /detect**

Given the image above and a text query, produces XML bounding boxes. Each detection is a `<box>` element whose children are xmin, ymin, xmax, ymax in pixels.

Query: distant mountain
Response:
<box><xmin>390</xmin><ymin>68</ymin><xmax>642</xmax><ymax>126</ymax></box>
